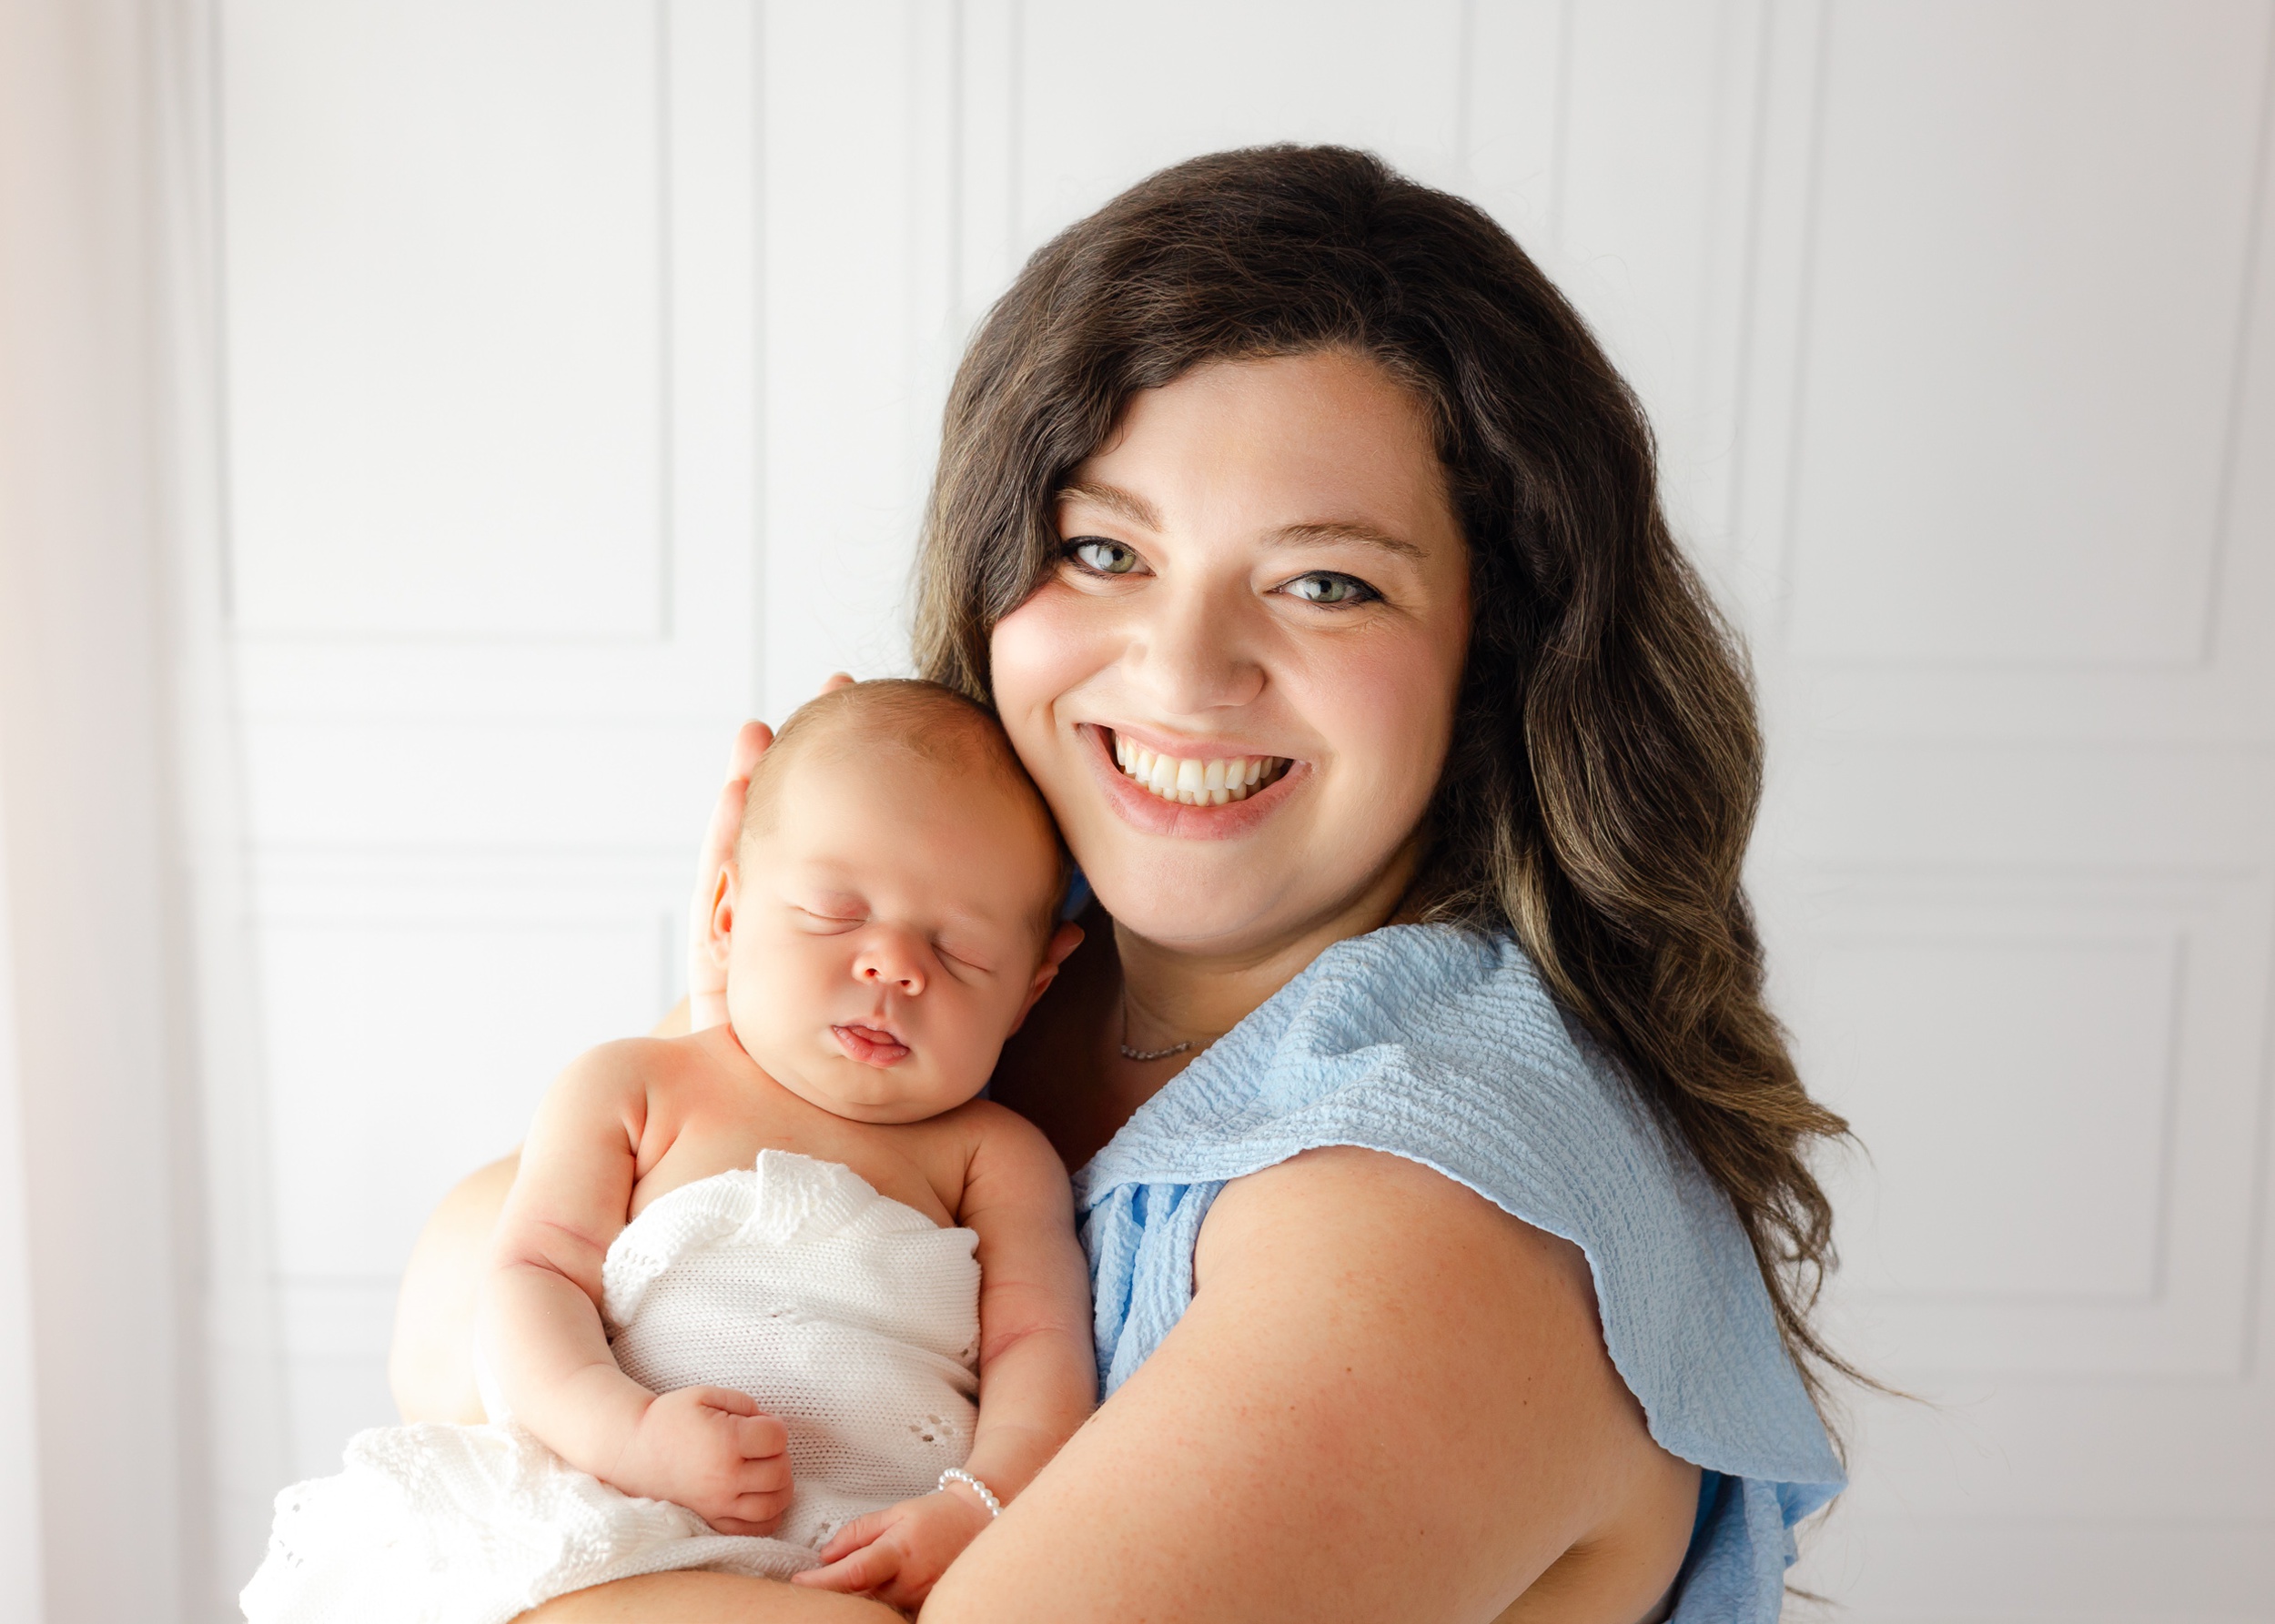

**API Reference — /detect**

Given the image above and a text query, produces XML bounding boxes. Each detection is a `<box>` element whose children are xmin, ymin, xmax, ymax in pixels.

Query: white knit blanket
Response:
<box><xmin>242</xmin><ymin>1150</ymin><xmax>981</xmax><ymax>1624</ymax></box>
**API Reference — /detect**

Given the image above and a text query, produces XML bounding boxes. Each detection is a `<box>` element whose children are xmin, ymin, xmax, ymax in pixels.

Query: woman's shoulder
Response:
<box><xmin>1077</xmin><ymin>921</ymin><xmax>1845</xmax><ymax>1496</ymax></box>
<box><xmin>1078</xmin><ymin>923</ymin><xmax>1643</xmax><ymax>1193</ymax></box>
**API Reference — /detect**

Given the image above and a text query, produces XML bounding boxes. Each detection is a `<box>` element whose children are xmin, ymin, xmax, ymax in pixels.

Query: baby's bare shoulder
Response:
<box><xmin>924</xmin><ymin>1098</ymin><xmax>1069</xmax><ymax>1206</ymax></box>
<box><xmin>551</xmin><ymin>1035</ymin><xmax>672</xmax><ymax>1092</ymax></box>
<box><xmin>539</xmin><ymin>1033</ymin><xmax>717</xmax><ymax>1120</ymax></box>
<box><xmin>931</xmin><ymin>1095</ymin><xmax>1057</xmax><ymax>1157</ymax></box>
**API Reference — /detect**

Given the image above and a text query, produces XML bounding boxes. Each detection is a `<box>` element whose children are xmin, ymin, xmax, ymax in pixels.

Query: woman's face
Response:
<box><xmin>989</xmin><ymin>348</ymin><xmax>1471</xmax><ymax>960</ymax></box>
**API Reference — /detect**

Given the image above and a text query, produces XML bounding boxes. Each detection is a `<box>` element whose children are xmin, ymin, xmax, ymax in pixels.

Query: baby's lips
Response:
<box><xmin>831</xmin><ymin>1024</ymin><xmax>910</xmax><ymax>1067</ymax></box>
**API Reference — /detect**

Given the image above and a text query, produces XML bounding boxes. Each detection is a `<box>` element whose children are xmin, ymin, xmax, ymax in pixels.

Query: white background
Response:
<box><xmin>34</xmin><ymin>0</ymin><xmax>2275</xmax><ymax>1617</ymax></box>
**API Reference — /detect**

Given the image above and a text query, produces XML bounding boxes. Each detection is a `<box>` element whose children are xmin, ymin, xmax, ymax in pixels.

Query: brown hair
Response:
<box><xmin>914</xmin><ymin>146</ymin><xmax>1857</xmax><ymax>1401</ymax></box>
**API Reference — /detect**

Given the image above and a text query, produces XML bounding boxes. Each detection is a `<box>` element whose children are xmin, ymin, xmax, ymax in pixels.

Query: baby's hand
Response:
<box><xmin>789</xmin><ymin>1488</ymin><xmax>993</xmax><ymax>1609</ymax></box>
<box><xmin>606</xmin><ymin>1386</ymin><xmax>793</xmax><ymax>1535</ymax></box>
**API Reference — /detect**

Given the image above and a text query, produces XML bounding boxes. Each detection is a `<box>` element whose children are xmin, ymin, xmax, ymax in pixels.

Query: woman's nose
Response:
<box><xmin>1128</xmin><ymin>576</ymin><xmax>1265</xmax><ymax>714</ymax></box>
<box><xmin>852</xmin><ymin>934</ymin><xmax>926</xmax><ymax>997</ymax></box>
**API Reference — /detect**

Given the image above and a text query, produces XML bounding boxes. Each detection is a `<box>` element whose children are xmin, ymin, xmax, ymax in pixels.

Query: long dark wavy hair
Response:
<box><xmin>913</xmin><ymin>145</ymin><xmax>1857</xmax><ymax>1402</ymax></box>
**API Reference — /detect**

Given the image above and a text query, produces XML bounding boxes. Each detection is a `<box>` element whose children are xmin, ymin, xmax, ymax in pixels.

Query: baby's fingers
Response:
<box><xmin>791</xmin><ymin>1539</ymin><xmax>901</xmax><ymax>1594</ymax></box>
<box><xmin>687</xmin><ymin>1385</ymin><xmax>762</xmax><ymax>1417</ymax></box>
<box><xmin>736</xmin><ymin>1452</ymin><xmax>791</xmax><ymax>1496</ymax></box>
<box><xmin>732</xmin><ymin>1410</ymin><xmax>789</xmax><ymax>1459</ymax></box>
<box><xmin>814</xmin><ymin>1508</ymin><xmax>892</xmax><ymax>1563</ymax></box>
<box><xmin>708</xmin><ymin>1488</ymin><xmax>791</xmax><ymax>1535</ymax></box>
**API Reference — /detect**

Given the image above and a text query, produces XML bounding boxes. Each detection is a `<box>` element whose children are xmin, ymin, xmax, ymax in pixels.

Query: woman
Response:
<box><xmin>390</xmin><ymin>145</ymin><xmax>1850</xmax><ymax>1621</ymax></box>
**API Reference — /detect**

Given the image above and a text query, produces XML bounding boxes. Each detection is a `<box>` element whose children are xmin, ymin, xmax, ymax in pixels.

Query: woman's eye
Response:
<box><xmin>1067</xmin><ymin>538</ymin><xmax>1142</xmax><ymax>576</ymax></box>
<box><xmin>1283</xmin><ymin>571</ymin><xmax>1376</xmax><ymax>605</ymax></box>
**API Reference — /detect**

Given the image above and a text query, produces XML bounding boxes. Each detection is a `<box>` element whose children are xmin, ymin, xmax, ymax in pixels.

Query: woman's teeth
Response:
<box><xmin>1111</xmin><ymin>734</ymin><xmax>1289</xmax><ymax>805</ymax></box>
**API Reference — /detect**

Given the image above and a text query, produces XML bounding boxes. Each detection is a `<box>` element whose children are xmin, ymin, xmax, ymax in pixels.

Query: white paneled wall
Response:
<box><xmin>1735</xmin><ymin>2</ymin><xmax>2275</xmax><ymax>1614</ymax></box>
<box><xmin>219</xmin><ymin>0</ymin><xmax>763</xmax><ymax>1485</ymax></box>
<box><xmin>215</xmin><ymin>2</ymin><xmax>2275</xmax><ymax>1616</ymax></box>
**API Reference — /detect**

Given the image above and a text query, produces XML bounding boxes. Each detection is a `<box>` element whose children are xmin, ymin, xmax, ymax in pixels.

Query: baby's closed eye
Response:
<box><xmin>933</xmin><ymin>939</ymin><xmax>996</xmax><ymax>974</ymax></box>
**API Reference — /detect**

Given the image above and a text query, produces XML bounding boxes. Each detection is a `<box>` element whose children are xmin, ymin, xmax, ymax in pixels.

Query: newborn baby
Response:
<box><xmin>244</xmin><ymin>681</ymin><xmax>1094</xmax><ymax>1622</ymax></box>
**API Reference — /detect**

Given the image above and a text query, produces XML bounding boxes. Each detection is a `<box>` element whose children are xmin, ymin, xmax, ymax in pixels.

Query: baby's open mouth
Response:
<box><xmin>832</xmin><ymin>1024</ymin><xmax>909</xmax><ymax>1066</ymax></box>
<box><xmin>1107</xmin><ymin>731</ymin><xmax>1291</xmax><ymax>807</ymax></box>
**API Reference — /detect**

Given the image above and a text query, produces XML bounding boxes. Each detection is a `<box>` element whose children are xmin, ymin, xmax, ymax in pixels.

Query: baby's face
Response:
<box><xmin>713</xmin><ymin>743</ymin><xmax>1067</xmax><ymax>1123</ymax></box>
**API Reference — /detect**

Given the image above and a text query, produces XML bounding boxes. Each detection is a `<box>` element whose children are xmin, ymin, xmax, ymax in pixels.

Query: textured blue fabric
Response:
<box><xmin>1072</xmin><ymin>924</ymin><xmax>1843</xmax><ymax>1622</ymax></box>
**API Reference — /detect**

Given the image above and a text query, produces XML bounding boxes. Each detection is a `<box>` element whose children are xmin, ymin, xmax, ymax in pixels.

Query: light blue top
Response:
<box><xmin>1072</xmin><ymin>924</ymin><xmax>1844</xmax><ymax>1622</ymax></box>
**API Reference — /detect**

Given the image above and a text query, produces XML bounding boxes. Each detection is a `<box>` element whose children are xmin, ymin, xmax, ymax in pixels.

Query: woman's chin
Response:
<box><xmin>1081</xmin><ymin>872</ymin><xmax>1307</xmax><ymax>960</ymax></box>
<box><xmin>1078</xmin><ymin>822</ymin><xmax>1425</xmax><ymax>963</ymax></box>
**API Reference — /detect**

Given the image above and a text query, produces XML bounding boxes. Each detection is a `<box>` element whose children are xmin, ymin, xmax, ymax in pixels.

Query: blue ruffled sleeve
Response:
<box><xmin>1071</xmin><ymin>924</ymin><xmax>1843</xmax><ymax>1622</ymax></box>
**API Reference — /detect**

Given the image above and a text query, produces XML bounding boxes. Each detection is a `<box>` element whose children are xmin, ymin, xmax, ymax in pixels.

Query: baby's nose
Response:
<box><xmin>854</xmin><ymin>941</ymin><xmax>925</xmax><ymax>996</ymax></box>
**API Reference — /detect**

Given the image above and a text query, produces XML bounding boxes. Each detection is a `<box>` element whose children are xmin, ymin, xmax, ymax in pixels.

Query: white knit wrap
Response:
<box><xmin>241</xmin><ymin>1151</ymin><xmax>981</xmax><ymax>1624</ymax></box>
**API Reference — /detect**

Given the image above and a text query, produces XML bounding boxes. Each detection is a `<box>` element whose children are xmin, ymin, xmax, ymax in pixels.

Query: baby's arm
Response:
<box><xmin>793</xmin><ymin>1108</ymin><xmax>1094</xmax><ymax>1608</ymax></box>
<box><xmin>480</xmin><ymin>1041</ymin><xmax>793</xmax><ymax>1534</ymax></box>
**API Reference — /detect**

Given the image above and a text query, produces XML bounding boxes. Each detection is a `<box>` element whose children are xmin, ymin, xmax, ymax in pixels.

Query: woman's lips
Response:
<box><xmin>1080</xmin><ymin>723</ymin><xmax>1306</xmax><ymax>841</ymax></box>
<box><xmin>832</xmin><ymin>1024</ymin><xmax>908</xmax><ymax>1066</ymax></box>
<box><xmin>1110</xmin><ymin>732</ymin><xmax>1289</xmax><ymax>803</ymax></box>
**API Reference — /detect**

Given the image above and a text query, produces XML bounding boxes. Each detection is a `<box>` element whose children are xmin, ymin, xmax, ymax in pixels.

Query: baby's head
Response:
<box><xmin>708</xmin><ymin>680</ymin><xmax>1079</xmax><ymax>1124</ymax></box>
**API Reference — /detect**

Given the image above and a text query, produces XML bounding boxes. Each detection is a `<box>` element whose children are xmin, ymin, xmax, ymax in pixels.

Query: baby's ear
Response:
<box><xmin>1009</xmin><ymin>921</ymin><xmax>1085</xmax><ymax>1034</ymax></box>
<box><xmin>706</xmin><ymin>860</ymin><xmax>742</xmax><ymax>972</ymax></box>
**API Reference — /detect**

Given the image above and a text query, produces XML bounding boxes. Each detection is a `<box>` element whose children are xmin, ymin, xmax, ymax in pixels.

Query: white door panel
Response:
<box><xmin>224</xmin><ymin>0</ymin><xmax>669</xmax><ymax>640</ymax></box>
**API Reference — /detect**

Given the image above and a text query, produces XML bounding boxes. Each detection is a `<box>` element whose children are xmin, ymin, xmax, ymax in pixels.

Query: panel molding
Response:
<box><xmin>1464</xmin><ymin>0</ymin><xmax>1770</xmax><ymax>567</ymax></box>
<box><xmin>1734</xmin><ymin>0</ymin><xmax>2275</xmax><ymax>744</ymax></box>
<box><xmin>1763</xmin><ymin>861</ymin><xmax>2274</xmax><ymax>1377</ymax></box>
<box><xmin>1788</xmin><ymin>1511</ymin><xmax>2275</xmax><ymax>1623</ymax></box>
<box><xmin>226</xmin><ymin>0</ymin><xmax>761</xmax><ymax>705</ymax></box>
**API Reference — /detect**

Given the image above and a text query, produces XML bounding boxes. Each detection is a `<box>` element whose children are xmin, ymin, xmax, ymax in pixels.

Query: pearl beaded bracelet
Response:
<box><xmin>936</xmin><ymin>1467</ymin><xmax>1002</xmax><ymax>1518</ymax></box>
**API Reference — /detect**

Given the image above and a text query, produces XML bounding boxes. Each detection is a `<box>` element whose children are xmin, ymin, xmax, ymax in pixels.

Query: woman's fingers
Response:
<box><xmin>727</xmin><ymin>714</ymin><xmax>773</xmax><ymax>779</ymax></box>
<box><xmin>686</xmin><ymin>719</ymin><xmax>773</xmax><ymax>1032</ymax></box>
<box><xmin>685</xmin><ymin>681</ymin><xmax>844</xmax><ymax>1031</ymax></box>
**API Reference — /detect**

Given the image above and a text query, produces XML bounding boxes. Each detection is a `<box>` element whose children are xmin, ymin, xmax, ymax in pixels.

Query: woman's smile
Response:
<box><xmin>1077</xmin><ymin>722</ymin><xmax>1305</xmax><ymax>841</ymax></box>
<box><xmin>1105</xmin><ymin>727</ymin><xmax>1291</xmax><ymax>805</ymax></box>
<box><xmin>990</xmin><ymin>348</ymin><xmax>1471</xmax><ymax>957</ymax></box>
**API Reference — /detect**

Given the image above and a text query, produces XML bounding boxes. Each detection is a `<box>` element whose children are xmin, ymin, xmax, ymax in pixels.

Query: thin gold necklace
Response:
<box><xmin>1117</xmin><ymin>993</ymin><xmax>1192</xmax><ymax>1062</ymax></box>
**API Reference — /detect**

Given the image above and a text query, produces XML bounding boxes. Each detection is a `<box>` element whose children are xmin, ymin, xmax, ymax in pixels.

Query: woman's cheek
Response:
<box><xmin>988</xmin><ymin>587</ymin><xmax>1097</xmax><ymax>769</ymax></box>
<box><xmin>1304</xmin><ymin>629</ymin><xmax>1461</xmax><ymax>826</ymax></box>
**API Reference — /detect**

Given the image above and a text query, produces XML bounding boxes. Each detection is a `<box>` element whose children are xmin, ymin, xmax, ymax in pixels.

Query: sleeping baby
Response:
<box><xmin>245</xmin><ymin>680</ymin><xmax>1096</xmax><ymax>1622</ymax></box>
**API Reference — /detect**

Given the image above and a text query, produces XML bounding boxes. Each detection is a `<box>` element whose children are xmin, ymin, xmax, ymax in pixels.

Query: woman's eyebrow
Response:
<box><xmin>1057</xmin><ymin>480</ymin><xmax>1163</xmax><ymax>530</ymax></box>
<box><xmin>1269</xmin><ymin>519</ymin><xmax>1427</xmax><ymax>561</ymax></box>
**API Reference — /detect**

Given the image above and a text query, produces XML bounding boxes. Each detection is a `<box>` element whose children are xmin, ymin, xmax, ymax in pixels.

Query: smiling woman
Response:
<box><xmin>992</xmin><ymin>351</ymin><xmax>1471</xmax><ymax>983</ymax></box>
<box><xmin>396</xmin><ymin>145</ymin><xmax>1852</xmax><ymax>1624</ymax></box>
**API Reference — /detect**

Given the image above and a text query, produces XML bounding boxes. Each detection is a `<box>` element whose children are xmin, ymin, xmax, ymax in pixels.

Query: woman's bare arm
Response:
<box><xmin>390</xmin><ymin>1152</ymin><xmax>517</xmax><ymax>1422</ymax></box>
<box><xmin>521</xmin><ymin>1148</ymin><xmax>1696</xmax><ymax>1623</ymax></box>
<box><xmin>924</xmin><ymin>1146</ymin><xmax>1698</xmax><ymax>1624</ymax></box>
<box><xmin>389</xmin><ymin>1003</ymin><xmax>699</xmax><ymax>1420</ymax></box>
<box><xmin>520</xmin><ymin>1572</ymin><xmax>899</xmax><ymax>1621</ymax></box>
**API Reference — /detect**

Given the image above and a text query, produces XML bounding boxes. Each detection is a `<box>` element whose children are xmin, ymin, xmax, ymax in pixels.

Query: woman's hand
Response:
<box><xmin>684</xmin><ymin>719</ymin><xmax>773</xmax><ymax>1031</ymax></box>
<box><xmin>684</xmin><ymin>675</ymin><xmax>854</xmax><ymax>1031</ymax></box>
